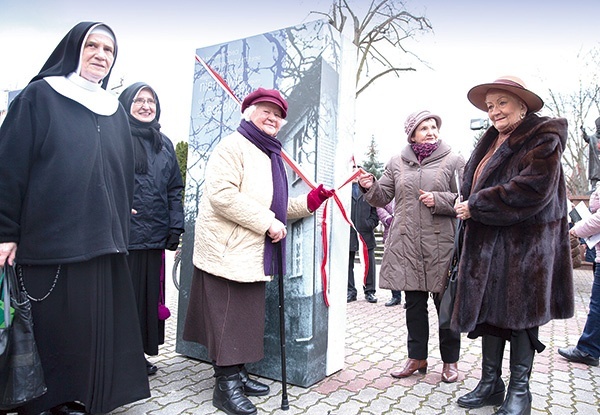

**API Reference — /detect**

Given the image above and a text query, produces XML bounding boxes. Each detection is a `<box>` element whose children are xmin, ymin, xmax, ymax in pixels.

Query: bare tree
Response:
<box><xmin>312</xmin><ymin>0</ymin><xmax>433</xmax><ymax>97</ymax></box>
<box><xmin>544</xmin><ymin>47</ymin><xmax>600</xmax><ymax>195</ymax></box>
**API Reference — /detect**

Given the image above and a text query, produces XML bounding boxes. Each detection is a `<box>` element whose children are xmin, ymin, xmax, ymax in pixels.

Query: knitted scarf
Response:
<box><xmin>237</xmin><ymin>119</ymin><xmax>288</xmax><ymax>276</ymax></box>
<box><xmin>130</xmin><ymin>121</ymin><xmax>163</xmax><ymax>174</ymax></box>
<box><xmin>410</xmin><ymin>141</ymin><xmax>440</xmax><ymax>163</ymax></box>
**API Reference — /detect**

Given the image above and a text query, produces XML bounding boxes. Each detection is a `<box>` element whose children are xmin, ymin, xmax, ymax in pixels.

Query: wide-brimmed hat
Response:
<box><xmin>404</xmin><ymin>110</ymin><xmax>442</xmax><ymax>142</ymax></box>
<box><xmin>241</xmin><ymin>87</ymin><xmax>288</xmax><ymax>119</ymax></box>
<box><xmin>467</xmin><ymin>75</ymin><xmax>543</xmax><ymax>113</ymax></box>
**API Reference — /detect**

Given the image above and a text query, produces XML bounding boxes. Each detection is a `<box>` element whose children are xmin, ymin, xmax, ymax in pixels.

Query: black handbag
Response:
<box><xmin>438</xmin><ymin>220</ymin><xmax>463</xmax><ymax>330</ymax></box>
<box><xmin>0</xmin><ymin>264</ymin><xmax>47</xmax><ymax>409</ymax></box>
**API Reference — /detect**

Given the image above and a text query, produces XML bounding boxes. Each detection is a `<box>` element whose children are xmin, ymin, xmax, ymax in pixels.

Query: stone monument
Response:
<box><xmin>175</xmin><ymin>19</ymin><xmax>356</xmax><ymax>387</ymax></box>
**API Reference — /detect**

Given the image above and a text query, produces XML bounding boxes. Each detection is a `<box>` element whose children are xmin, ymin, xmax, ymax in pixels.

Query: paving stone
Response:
<box><xmin>104</xmin><ymin>264</ymin><xmax>599</xmax><ymax>414</ymax></box>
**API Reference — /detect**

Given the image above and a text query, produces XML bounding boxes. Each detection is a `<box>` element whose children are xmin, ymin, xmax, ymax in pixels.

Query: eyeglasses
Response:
<box><xmin>132</xmin><ymin>98</ymin><xmax>156</xmax><ymax>106</ymax></box>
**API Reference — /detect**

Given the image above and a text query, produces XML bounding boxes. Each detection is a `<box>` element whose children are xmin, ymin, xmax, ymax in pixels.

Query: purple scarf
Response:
<box><xmin>410</xmin><ymin>141</ymin><xmax>440</xmax><ymax>163</ymax></box>
<box><xmin>237</xmin><ymin>119</ymin><xmax>288</xmax><ymax>276</ymax></box>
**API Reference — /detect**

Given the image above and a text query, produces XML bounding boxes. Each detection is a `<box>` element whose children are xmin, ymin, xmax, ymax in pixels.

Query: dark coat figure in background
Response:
<box><xmin>376</xmin><ymin>200</ymin><xmax>402</xmax><ymax>306</ymax></box>
<box><xmin>118</xmin><ymin>82</ymin><xmax>184</xmax><ymax>376</ymax></box>
<box><xmin>582</xmin><ymin>117</ymin><xmax>600</xmax><ymax>191</ymax></box>
<box><xmin>454</xmin><ymin>76</ymin><xmax>574</xmax><ymax>415</ymax></box>
<box><xmin>347</xmin><ymin>176</ymin><xmax>379</xmax><ymax>304</ymax></box>
<box><xmin>0</xmin><ymin>22</ymin><xmax>150</xmax><ymax>414</ymax></box>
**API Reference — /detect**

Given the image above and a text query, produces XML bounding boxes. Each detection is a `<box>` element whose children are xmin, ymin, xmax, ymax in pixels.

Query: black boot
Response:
<box><xmin>494</xmin><ymin>330</ymin><xmax>534</xmax><ymax>415</ymax></box>
<box><xmin>213</xmin><ymin>373</ymin><xmax>257</xmax><ymax>415</ymax></box>
<box><xmin>51</xmin><ymin>402</ymin><xmax>90</xmax><ymax>415</ymax></box>
<box><xmin>458</xmin><ymin>335</ymin><xmax>506</xmax><ymax>408</ymax></box>
<box><xmin>239</xmin><ymin>367</ymin><xmax>270</xmax><ymax>396</ymax></box>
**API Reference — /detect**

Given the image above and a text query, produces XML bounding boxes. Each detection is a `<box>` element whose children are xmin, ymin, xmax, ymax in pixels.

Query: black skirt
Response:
<box><xmin>183</xmin><ymin>267</ymin><xmax>266</xmax><ymax>366</ymax></box>
<box><xmin>17</xmin><ymin>254</ymin><xmax>150</xmax><ymax>414</ymax></box>
<box><xmin>127</xmin><ymin>249</ymin><xmax>165</xmax><ymax>355</ymax></box>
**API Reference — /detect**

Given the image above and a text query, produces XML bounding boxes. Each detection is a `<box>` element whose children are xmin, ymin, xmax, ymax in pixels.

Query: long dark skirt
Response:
<box><xmin>183</xmin><ymin>267</ymin><xmax>266</xmax><ymax>366</ymax></box>
<box><xmin>17</xmin><ymin>255</ymin><xmax>150</xmax><ymax>414</ymax></box>
<box><xmin>127</xmin><ymin>249</ymin><xmax>165</xmax><ymax>355</ymax></box>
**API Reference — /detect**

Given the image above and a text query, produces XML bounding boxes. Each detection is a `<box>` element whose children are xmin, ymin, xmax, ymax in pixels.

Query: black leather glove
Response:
<box><xmin>165</xmin><ymin>232</ymin><xmax>181</xmax><ymax>251</ymax></box>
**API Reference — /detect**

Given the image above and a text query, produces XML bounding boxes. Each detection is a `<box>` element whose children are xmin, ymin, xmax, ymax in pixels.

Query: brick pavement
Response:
<box><xmin>111</xmin><ymin>265</ymin><xmax>599</xmax><ymax>415</ymax></box>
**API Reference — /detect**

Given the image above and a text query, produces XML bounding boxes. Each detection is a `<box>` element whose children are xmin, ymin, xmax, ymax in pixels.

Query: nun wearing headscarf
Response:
<box><xmin>0</xmin><ymin>22</ymin><xmax>150</xmax><ymax>414</ymax></box>
<box><xmin>117</xmin><ymin>82</ymin><xmax>184</xmax><ymax>375</ymax></box>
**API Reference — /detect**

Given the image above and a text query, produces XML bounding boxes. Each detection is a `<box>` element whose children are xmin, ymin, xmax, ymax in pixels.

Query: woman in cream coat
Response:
<box><xmin>183</xmin><ymin>88</ymin><xmax>333</xmax><ymax>415</ymax></box>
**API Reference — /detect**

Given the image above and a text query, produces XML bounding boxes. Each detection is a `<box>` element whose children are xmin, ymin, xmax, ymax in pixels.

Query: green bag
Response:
<box><xmin>0</xmin><ymin>272</ymin><xmax>14</xmax><ymax>329</ymax></box>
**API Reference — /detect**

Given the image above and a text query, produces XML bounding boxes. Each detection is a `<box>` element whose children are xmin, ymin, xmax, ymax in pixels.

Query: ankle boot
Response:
<box><xmin>213</xmin><ymin>373</ymin><xmax>257</xmax><ymax>415</ymax></box>
<box><xmin>494</xmin><ymin>330</ymin><xmax>534</xmax><ymax>415</ymax></box>
<box><xmin>240</xmin><ymin>367</ymin><xmax>270</xmax><ymax>396</ymax></box>
<box><xmin>390</xmin><ymin>358</ymin><xmax>428</xmax><ymax>378</ymax></box>
<box><xmin>458</xmin><ymin>335</ymin><xmax>506</xmax><ymax>408</ymax></box>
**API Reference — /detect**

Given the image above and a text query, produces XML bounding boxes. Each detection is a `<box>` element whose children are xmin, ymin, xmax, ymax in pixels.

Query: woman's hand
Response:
<box><xmin>307</xmin><ymin>184</ymin><xmax>334</xmax><ymax>212</ymax></box>
<box><xmin>267</xmin><ymin>219</ymin><xmax>287</xmax><ymax>243</ymax></box>
<box><xmin>418</xmin><ymin>189</ymin><xmax>435</xmax><ymax>208</ymax></box>
<box><xmin>0</xmin><ymin>242</ymin><xmax>17</xmax><ymax>266</ymax></box>
<box><xmin>455</xmin><ymin>200</ymin><xmax>471</xmax><ymax>220</ymax></box>
<box><xmin>358</xmin><ymin>172</ymin><xmax>374</xmax><ymax>189</ymax></box>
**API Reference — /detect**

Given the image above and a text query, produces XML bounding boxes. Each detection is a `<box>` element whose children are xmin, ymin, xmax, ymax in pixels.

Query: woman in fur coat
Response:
<box><xmin>453</xmin><ymin>76</ymin><xmax>574</xmax><ymax>415</ymax></box>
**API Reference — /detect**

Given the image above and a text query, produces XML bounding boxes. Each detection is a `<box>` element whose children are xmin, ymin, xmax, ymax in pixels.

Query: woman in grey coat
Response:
<box><xmin>359</xmin><ymin>110</ymin><xmax>465</xmax><ymax>383</ymax></box>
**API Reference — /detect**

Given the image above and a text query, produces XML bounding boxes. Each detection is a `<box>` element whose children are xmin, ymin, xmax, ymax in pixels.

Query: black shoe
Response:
<box><xmin>365</xmin><ymin>293</ymin><xmax>377</xmax><ymax>303</ymax></box>
<box><xmin>239</xmin><ymin>367</ymin><xmax>270</xmax><ymax>396</ymax></box>
<box><xmin>385</xmin><ymin>297</ymin><xmax>401</xmax><ymax>307</ymax></box>
<box><xmin>213</xmin><ymin>373</ymin><xmax>257</xmax><ymax>415</ymax></box>
<box><xmin>146</xmin><ymin>359</ymin><xmax>158</xmax><ymax>375</ymax></box>
<box><xmin>347</xmin><ymin>293</ymin><xmax>357</xmax><ymax>303</ymax></box>
<box><xmin>558</xmin><ymin>346</ymin><xmax>599</xmax><ymax>366</ymax></box>
<box><xmin>51</xmin><ymin>402</ymin><xmax>89</xmax><ymax>415</ymax></box>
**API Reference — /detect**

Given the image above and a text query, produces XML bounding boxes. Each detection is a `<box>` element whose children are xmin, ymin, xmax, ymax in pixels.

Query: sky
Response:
<box><xmin>1</xmin><ymin>0</ymin><xmax>599</xmax><ymax>160</ymax></box>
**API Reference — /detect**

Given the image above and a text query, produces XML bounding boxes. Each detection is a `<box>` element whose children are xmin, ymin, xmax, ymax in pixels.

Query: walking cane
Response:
<box><xmin>275</xmin><ymin>242</ymin><xmax>289</xmax><ymax>410</ymax></box>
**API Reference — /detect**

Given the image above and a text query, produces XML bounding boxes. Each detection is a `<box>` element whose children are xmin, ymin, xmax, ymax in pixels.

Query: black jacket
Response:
<box><xmin>129</xmin><ymin>135</ymin><xmax>184</xmax><ymax>249</ymax></box>
<box><xmin>0</xmin><ymin>80</ymin><xmax>134</xmax><ymax>264</ymax></box>
<box><xmin>350</xmin><ymin>183</ymin><xmax>379</xmax><ymax>250</ymax></box>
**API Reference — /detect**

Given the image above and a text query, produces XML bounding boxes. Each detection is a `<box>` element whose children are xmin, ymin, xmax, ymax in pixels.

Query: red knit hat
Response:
<box><xmin>241</xmin><ymin>88</ymin><xmax>288</xmax><ymax>119</ymax></box>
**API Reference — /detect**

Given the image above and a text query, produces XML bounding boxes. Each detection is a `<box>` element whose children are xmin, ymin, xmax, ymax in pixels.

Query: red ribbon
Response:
<box><xmin>195</xmin><ymin>55</ymin><xmax>369</xmax><ymax>307</ymax></box>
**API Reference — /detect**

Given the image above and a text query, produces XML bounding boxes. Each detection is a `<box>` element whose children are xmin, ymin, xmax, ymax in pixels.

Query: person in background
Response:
<box><xmin>358</xmin><ymin>110</ymin><xmax>464</xmax><ymax>384</ymax></box>
<box><xmin>118</xmin><ymin>82</ymin><xmax>184</xmax><ymax>376</ymax></box>
<box><xmin>584</xmin><ymin>156</ymin><xmax>600</xmax><ymax>271</ymax></box>
<box><xmin>581</xmin><ymin>117</ymin><xmax>600</xmax><ymax>191</ymax></box>
<box><xmin>558</xmin><ymin>211</ymin><xmax>600</xmax><ymax>367</ymax></box>
<box><xmin>453</xmin><ymin>76</ymin><xmax>574</xmax><ymax>414</ymax></box>
<box><xmin>182</xmin><ymin>88</ymin><xmax>333</xmax><ymax>415</ymax></box>
<box><xmin>347</xmin><ymin>166</ymin><xmax>379</xmax><ymax>304</ymax></box>
<box><xmin>376</xmin><ymin>200</ymin><xmax>402</xmax><ymax>307</ymax></box>
<box><xmin>0</xmin><ymin>22</ymin><xmax>150</xmax><ymax>415</ymax></box>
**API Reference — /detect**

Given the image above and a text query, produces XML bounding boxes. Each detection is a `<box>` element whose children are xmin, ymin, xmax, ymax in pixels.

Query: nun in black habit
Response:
<box><xmin>0</xmin><ymin>22</ymin><xmax>150</xmax><ymax>414</ymax></box>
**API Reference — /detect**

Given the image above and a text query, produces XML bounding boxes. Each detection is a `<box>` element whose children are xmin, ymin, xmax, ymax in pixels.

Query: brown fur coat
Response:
<box><xmin>451</xmin><ymin>114</ymin><xmax>574</xmax><ymax>333</ymax></box>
